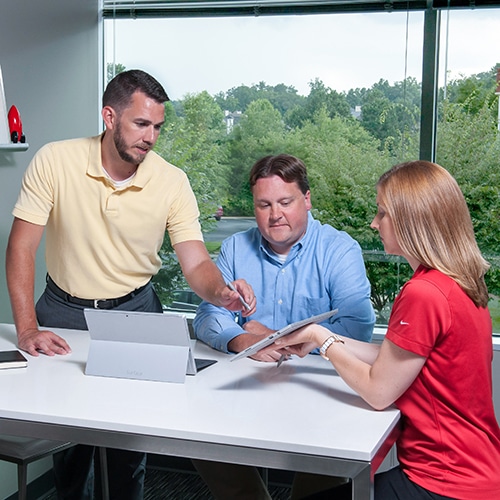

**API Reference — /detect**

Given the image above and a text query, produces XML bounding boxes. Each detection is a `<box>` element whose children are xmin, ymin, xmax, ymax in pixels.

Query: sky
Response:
<box><xmin>105</xmin><ymin>9</ymin><xmax>500</xmax><ymax>101</ymax></box>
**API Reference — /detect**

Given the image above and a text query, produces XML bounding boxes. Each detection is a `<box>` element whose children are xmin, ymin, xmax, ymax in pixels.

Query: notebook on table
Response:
<box><xmin>84</xmin><ymin>309</ymin><xmax>216</xmax><ymax>383</ymax></box>
<box><xmin>230</xmin><ymin>309</ymin><xmax>338</xmax><ymax>361</ymax></box>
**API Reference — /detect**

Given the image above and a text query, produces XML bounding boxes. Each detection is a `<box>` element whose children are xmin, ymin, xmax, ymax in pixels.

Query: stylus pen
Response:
<box><xmin>227</xmin><ymin>281</ymin><xmax>252</xmax><ymax>311</ymax></box>
<box><xmin>277</xmin><ymin>353</ymin><xmax>286</xmax><ymax>367</ymax></box>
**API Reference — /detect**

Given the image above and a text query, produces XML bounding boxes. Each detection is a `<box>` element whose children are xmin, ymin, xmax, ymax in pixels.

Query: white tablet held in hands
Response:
<box><xmin>229</xmin><ymin>309</ymin><xmax>338</xmax><ymax>361</ymax></box>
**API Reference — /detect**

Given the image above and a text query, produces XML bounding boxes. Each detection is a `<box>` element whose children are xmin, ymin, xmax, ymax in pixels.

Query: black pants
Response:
<box><xmin>289</xmin><ymin>467</ymin><xmax>455</xmax><ymax>500</ymax></box>
<box><xmin>375</xmin><ymin>467</ymin><xmax>456</xmax><ymax>500</ymax></box>
<box><xmin>36</xmin><ymin>281</ymin><xmax>163</xmax><ymax>500</ymax></box>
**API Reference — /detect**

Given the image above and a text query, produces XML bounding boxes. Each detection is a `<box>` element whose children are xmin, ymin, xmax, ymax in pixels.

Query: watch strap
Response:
<box><xmin>320</xmin><ymin>334</ymin><xmax>344</xmax><ymax>360</ymax></box>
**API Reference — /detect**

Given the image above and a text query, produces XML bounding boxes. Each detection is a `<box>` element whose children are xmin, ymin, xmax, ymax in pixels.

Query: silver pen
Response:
<box><xmin>277</xmin><ymin>353</ymin><xmax>286</xmax><ymax>367</ymax></box>
<box><xmin>227</xmin><ymin>281</ymin><xmax>252</xmax><ymax>311</ymax></box>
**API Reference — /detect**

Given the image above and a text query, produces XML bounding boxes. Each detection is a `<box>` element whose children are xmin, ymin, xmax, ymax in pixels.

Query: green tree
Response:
<box><xmin>283</xmin><ymin>107</ymin><xmax>390</xmax><ymax>247</ymax></box>
<box><xmin>156</xmin><ymin>92</ymin><xmax>229</xmax><ymax>219</ymax></box>
<box><xmin>106</xmin><ymin>62</ymin><xmax>126</xmax><ymax>82</ymax></box>
<box><xmin>372</xmin><ymin>77</ymin><xmax>421</xmax><ymax>108</ymax></box>
<box><xmin>215</xmin><ymin>82</ymin><xmax>304</xmax><ymax>116</ymax></box>
<box><xmin>346</xmin><ymin>87</ymin><xmax>369</xmax><ymax>109</ymax></box>
<box><xmin>153</xmin><ymin>92</ymin><xmax>230</xmax><ymax>304</ymax></box>
<box><xmin>280</xmin><ymin>108</ymin><xmax>402</xmax><ymax>320</ymax></box>
<box><xmin>436</xmin><ymin>99</ymin><xmax>500</xmax><ymax>297</ymax></box>
<box><xmin>215</xmin><ymin>84</ymin><xmax>259</xmax><ymax>112</ymax></box>
<box><xmin>364</xmin><ymin>256</ymin><xmax>413</xmax><ymax>324</ymax></box>
<box><xmin>443</xmin><ymin>64</ymin><xmax>500</xmax><ymax>116</ymax></box>
<box><xmin>226</xmin><ymin>99</ymin><xmax>287</xmax><ymax>214</ymax></box>
<box><xmin>285</xmin><ymin>78</ymin><xmax>351</xmax><ymax>129</ymax></box>
<box><xmin>360</xmin><ymin>83</ymin><xmax>420</xmax><ymax>160</ymax></box>
<box><xmin>137</xmin><ymin>66</ymin><xmax>500</xmax><ymax>326</ymax></box>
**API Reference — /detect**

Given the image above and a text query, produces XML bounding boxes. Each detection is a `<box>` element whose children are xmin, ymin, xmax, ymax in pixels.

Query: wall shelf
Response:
<box><xmin>0</xmin><ymin>143</ymin><xmax>29</xmax><ymax>152</ymax></box>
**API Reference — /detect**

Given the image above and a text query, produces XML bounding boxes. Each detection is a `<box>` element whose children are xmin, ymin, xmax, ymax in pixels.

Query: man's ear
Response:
<box><xmin>304</xmin><ymin>190</ymin><xmax>312</xmax><ymax>211</ymax></box>
<box><xmin>102</xmin><ymin>105</ymin><xmax>116</xmax><ymax>130</ymax></box>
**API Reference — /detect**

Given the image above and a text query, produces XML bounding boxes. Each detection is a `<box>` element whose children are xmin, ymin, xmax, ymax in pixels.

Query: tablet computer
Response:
<box><xmin>229</xmin><ymin>309</ymin><xmax>338</xmax><ymax>361</ymax></box>
<box><xmin>84</xmin><ymin>309</ymin><xmax>216</xmax><ymax>383</ymax></box>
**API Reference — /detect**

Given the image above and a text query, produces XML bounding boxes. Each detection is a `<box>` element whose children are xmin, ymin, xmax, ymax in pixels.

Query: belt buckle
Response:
<box><xmin>94</xmin><ymin>299</ymin><xmax>101</xmax><ymax>309</ymax></box>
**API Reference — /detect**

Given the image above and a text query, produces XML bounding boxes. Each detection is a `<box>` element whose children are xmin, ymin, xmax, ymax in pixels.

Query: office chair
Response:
<box><xmin>0</xmin><ymin>435</ymin><xmax>73</xmax><ymax>500</ymax></box>
<box><xmin>0</xmin><ymin>437</ymin><xmax>111</xmax><ymax>500</ymax></box>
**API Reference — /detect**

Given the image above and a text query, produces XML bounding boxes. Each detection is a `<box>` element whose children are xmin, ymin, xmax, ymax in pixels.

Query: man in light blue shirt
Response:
<box><xmin>193</xmin><ymin>154</ymin><xmax>374</xmax><ymax>500</ymax></box>
<box><xmin>194</xmin><ymin>154</ymin><xmax>374</xmax><ymax>361</ymax></box>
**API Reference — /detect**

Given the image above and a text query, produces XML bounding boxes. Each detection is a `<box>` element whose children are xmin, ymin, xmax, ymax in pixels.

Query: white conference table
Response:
<box><xmin>0</xmin><ymin>324</ymin><xmax>400</xmax><ymax>500</ymax></box>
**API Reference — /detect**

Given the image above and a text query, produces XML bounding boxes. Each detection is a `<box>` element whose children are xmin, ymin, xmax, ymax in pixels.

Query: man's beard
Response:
<box><xmin>113</xmin><ymin>121</ymin><xmax>147</xmax><ymax>165</ymax></box>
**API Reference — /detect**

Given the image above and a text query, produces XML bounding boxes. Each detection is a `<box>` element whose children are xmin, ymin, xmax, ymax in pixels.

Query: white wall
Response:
<box><xmin>0</xmin><ymin>0</ymin><xmax>99</xmax><ymax>497</ymax></box>
<box><xmin>0</xmin><ymin>0</ymin><xmax>100</xmax><ymax>323</ymax></box>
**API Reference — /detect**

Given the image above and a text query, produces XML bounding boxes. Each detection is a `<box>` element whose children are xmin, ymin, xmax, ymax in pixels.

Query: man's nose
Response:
<box><xmin>144</xmin><ymin>126</ymin><xmax>157</xmax><ymax>145</ymax></box>
<box><xmin>270</xmin><ymin>205</ymin><xmax>282</xmax><ymax>220</ymax></box>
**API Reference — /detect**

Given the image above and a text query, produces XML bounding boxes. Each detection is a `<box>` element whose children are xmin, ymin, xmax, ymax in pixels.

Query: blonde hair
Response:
<box><xmin>377</xmin><ymin>161</ymin><xmax>489</xmax><ymax>307</ymax></box>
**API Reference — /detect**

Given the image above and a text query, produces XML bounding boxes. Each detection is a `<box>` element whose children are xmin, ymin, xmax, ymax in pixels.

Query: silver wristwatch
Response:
<box><xmin>320</xmin><ymin>334</ymin><xmax>344</xmax><ymax>360</ymax></box>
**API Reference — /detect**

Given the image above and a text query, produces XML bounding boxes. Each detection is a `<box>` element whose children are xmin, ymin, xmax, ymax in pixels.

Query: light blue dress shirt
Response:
<box><xmin>194</xmin><ymin>213</ymin><xmax>375</xmax><ymax>353</ymax></box>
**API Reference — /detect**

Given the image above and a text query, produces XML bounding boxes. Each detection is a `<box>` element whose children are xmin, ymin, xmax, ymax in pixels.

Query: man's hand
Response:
<box><xmin>228</xmin><ymin>320</ymin><xmax>287</xmax><ymax>363</ymax></box>
<box><xmin>173</xmin><ymin>241</ymin><xmax>256</xmax><ymax>316</ymax></box>
<box><xmin>18</xmin><ymin>328</ymin><xmax>72</xmax><ymax>357</ymax></box>
<box><xmin>220</xmin><ymin>279</ymin><xmax>256</xmax><ymax>317</ymax></box>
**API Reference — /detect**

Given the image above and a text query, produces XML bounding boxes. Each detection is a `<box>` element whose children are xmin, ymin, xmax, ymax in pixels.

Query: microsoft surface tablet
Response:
<box><xmin>230</xmin><ymin>309</ymin><xmax>338</xmax><ymax>361</ymax></box>
<box><xmin>84</xmin><ymin>309</ymin><xmax>216</xmax><ymax>383</ymax></box>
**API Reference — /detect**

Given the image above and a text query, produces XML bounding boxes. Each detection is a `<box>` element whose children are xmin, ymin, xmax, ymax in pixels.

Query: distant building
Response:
<box><xmin>224</xmin><ymin>110</ymin><xmax>243</xmax><ymax>134</ymax></box>
<box><xmin>350</xmin><ymin>105</ymin><xmax>362</xmax><ymax>120</ymax></box>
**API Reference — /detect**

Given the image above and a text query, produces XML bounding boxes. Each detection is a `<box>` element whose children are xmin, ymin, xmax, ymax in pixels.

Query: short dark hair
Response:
<box><xmin>249</xmin><ymin>154</ymin><xmax>310</xmax><ymax>194</ymax></box>
<box><xmin>102</xmin><ymin>69</ymin><xmax>169</xmax><ymax>113</ymax></box>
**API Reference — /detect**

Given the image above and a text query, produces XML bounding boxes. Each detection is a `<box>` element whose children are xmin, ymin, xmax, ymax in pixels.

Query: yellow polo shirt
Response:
<box><xmin>13</xmin><ymin>135</ymin><xmax>203</xmax><ymax>299</ymax></box>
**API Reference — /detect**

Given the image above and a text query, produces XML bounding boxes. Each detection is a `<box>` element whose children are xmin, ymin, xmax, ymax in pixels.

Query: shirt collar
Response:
<box><xmin>86</xmin><ymin>133</ymin><xmax>153</xmax><ymax>189</ymax></box>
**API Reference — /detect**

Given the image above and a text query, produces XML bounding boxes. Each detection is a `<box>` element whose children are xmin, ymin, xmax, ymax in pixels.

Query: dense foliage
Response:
<box><xmin>107</xmin><ymin>64</ymin><xmax>500</xmax><ymax>322</ymax></box>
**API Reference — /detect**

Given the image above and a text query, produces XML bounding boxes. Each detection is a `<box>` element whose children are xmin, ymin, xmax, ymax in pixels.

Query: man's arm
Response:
<box><xmin>324</xmin><ymin>240</ymin><xmax>375</xmax><ymax>342</ymax></box>
<box><xmin>194</xmin><ymin>302</ymin><xmax>283</xmax><ymax>361</ymax></box>
<box><xmin>229</xmin><ymin>320</ymin><xmax>284</xmax><ymax>362</ymax></box>
<box><xmin>6</xmin><ymin>218</ymin><xmax>71</xmax><ymax>356</ymax></box>
<box><xmin>173</xmin><ymin>240</ymin><xmax>255</xmax><ymax>313</ymax></box>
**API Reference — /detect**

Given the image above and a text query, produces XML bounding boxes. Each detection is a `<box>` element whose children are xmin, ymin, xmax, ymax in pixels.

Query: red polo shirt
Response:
<box><xmin>387</xmin><ymin>266</ymin><xmax>500</xmax><ymax>499</ymax></box>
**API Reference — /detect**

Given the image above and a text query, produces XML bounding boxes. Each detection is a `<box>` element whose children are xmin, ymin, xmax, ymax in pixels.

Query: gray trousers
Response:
<box><xmin>36</xmin><ymin>280</ymin><xmax>162</xmax><ymax>500</ymax></box>
<box><xmin>36</xmin><ymin>279</ymin><xmax>162</xmax><ymax>330</ymax></box>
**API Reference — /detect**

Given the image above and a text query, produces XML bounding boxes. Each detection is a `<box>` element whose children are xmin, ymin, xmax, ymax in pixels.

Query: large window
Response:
<box><xmin>103</xmin><ymin>4</ymin><xmax>500</xmax><ymax>331</ymax></box>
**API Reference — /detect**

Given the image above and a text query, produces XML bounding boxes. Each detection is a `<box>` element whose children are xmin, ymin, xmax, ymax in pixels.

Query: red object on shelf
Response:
<box><xmin>8</xmin><ymin>105</ymin><xmax>26</xmax><ymax>143</ymax></box>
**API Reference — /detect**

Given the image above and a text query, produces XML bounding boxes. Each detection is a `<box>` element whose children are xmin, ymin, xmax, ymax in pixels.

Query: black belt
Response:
<box><xmin>46</xmin><ymin>275</ymin><xmax>150</xmax><ymax>309</ymax></box>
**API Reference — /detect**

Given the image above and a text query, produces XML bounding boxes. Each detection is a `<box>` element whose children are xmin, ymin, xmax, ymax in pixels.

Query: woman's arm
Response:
<box><xmin>275</xmin><ymin>324</ymin><xmax>426</xmax><ymax>410</ymax></box>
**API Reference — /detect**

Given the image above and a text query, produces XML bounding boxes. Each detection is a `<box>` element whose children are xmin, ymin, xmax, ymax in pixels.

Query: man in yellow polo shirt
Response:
<box><xmin>5</xmin><ymin>69</ymin><xmax>255</xmax><ymax>500</ymax></box>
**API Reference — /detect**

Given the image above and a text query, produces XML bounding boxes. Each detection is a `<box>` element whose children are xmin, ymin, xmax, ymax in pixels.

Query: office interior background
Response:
<box><xmin>0</xmin><ymin>1</ymin><xmax>499</xmax><ymax>498</ymax></box>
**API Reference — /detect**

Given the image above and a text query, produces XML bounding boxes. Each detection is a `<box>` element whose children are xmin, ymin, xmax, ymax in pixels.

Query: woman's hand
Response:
<box><xmin>262</xmin><ymin>324</ymin><xmax>332</xmax><ymax>358</ymax></box>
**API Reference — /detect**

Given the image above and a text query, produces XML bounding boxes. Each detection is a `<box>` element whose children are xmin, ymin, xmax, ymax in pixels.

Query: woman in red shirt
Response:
<box><xmin>274</xmin><ymin>160</ymin><xmax>500</xmax><ymax>499</ymax></box>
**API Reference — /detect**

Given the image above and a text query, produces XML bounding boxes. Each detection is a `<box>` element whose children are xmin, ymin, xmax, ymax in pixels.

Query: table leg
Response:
<box><xmin>351</xmin><ymin>465</ymin><xmax>372</xmax><ymax>500</ymax></box>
